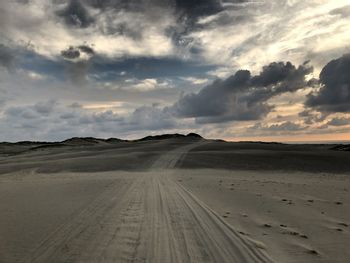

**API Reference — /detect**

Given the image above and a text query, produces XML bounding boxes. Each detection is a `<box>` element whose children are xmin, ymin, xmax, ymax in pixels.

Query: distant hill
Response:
<box><xmin>0</xmin><ymin>133</ymin><xmax>204</xmax><ymax>155</ymax></box>
<box><xmin>331</xmin><ymin>145</ymin><xmax>350</xmax><ymax>151</ymax></box>
<box><xmin>136</xmin><ymin>133</ymin><xmax>203</xmax><ymax>142</ymax></box>
<box><xmin>62</xmin><ymin>137</ymin><xmax>126</xmax><ymax>145</ymax></box>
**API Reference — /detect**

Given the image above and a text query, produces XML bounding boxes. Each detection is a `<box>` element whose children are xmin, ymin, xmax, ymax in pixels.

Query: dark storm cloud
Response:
<box><xmin>85</xmin><ymin>0</ymin><xmax>224</xmax><ymax>17</ymax></box>
<box><xmin>306</xmin><ymin>54</ymin><xmax>350</xmax><ymax>113</ymax></box>
<box><xmin>61</xmin><ymin>45</ymin><xmax>95</xmax><ymax>60</ymax></box>
<box><xmin>56</xmin><ymin>0</ymin><xmax>94</xmax><ymax>28</ymax></box>
<box><xmin>85</xmin><ymin>0</ymin><xmax>142</xmax><ymax>11</ymax></box>
<box><xmin>175</xmin><ymin>0</ymin><xmax>223</xmax><ymax>18</ymax></box>
<box><xmin>0</xmin><ymin>44</ymin><xmax>17</xmax><ymax>71</ymax></box>
<box><xmin>82</xmin><ymin>0</ymin><xmax>231</xmax><ymax>42</ymax></box>
<box><xmin>171</xmin><ymin>61</ymin><xmax>312</xmax><ymax>123</ymax></box>
<box><xmin>171</xmin><ymin>0</ymin><xmax>243</xmax><ymax>47</ymax></box>
<box><xmin>60</xmin><ymin>45</ymin><xmax>96</xmax><ymax>84</ymax></box>
<box><xmin>61</xmin><ymin>46</ymin><xmax>80</xmax><ymax>59</ymax></box>
<box><xmin>252</xmin><ymin>61</ymin><xmax>313</xmax><ymax>93</ymax></box>
<box><xmin>327</xmin><ymin>117</ymin><xmax>350</xmax><ymax>127</ymax></box>
<box><xmin>77</xmin><ymin>45</ymin><xmax>95</xmax><ymax>55</ymax></box>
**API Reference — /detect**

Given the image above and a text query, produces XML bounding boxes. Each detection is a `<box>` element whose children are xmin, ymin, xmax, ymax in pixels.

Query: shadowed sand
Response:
<box><xmin>0</xmin><ymin>137</ymin><xmax>349</xmax><ymax>262</ymax></box>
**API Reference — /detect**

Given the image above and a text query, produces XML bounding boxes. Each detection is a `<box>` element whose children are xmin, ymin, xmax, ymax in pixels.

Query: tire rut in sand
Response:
<box><xmin>24</xmin><ymin>179</ymin><xmax>133</xmax><ymax>263</ymax></box>
<box><xmin>146</xmin><ymin>141</ymin><xmax>274</xmax><ymax>262</ymax></box>
<box><xmin>24</xmin><ymin>141</ymin><xmax>274</xmax><ymax>262</ymax></box>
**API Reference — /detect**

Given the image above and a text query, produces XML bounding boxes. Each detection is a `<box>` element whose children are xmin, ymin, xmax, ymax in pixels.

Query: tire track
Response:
<box><xmin>23</xmin><ymin>179</ymin><xmax>134</xmax><ymax>263</ymax></box>
<box><xmin>24</xmin><ymin>140</ymin><xmax>274</xmax><ymax>262</ymax></box>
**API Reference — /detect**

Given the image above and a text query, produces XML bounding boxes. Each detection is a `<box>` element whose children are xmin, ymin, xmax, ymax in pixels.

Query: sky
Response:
<box><xmin>0</xmin><ymin>0</ymin><xmax>350</xmax><ymax>142</ymax></box>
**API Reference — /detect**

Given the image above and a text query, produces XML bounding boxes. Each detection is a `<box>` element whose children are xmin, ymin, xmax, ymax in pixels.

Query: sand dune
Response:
<box><xmin>0</xmin><ymin>137</ymin><xmax>349</xmax><ymax>262</ymax></box>
<box><xmin>22</xmin><ymin>142</ymin><xmax>272</xmax><ymax>263</ymax></box>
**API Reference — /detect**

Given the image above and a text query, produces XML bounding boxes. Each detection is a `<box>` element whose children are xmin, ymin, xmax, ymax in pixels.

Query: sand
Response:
<box><xmin>172</xmin><ymin>170</ymin><xmax>350</xmax><ymax>263</ymax></box>
<box><xmin>0</xmin><ymin>138</ymin><xmax>349</xmax><ymax>262</ymax></box>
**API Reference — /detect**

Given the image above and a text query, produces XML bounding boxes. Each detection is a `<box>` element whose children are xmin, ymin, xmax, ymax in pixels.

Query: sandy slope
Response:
<box><xmin>18</xmin><ymin>142</ymin><xmax>273</xmax><ymax>263</ymax></box>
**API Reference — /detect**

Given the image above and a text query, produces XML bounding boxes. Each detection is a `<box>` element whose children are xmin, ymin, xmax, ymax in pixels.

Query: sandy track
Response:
<box><xmin>25</xmin><ymin>142</ymin><xmax>273</xmax><ymax>263</ymax></box>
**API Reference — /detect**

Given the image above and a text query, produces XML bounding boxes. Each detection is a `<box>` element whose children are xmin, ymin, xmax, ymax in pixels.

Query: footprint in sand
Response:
<box><xmin>279</xmin><ymin>225</ymin><xmax>308</xmax><ymax>239</ymax></box>
<box><xmin>238</xmin><ymin>231</ymin><xmax>249</xmax><ymax>236</ymax></box>
<box><xmin>281</xmin><ymin>198</ymin><xmax>293</xmax><ymax>205</ymax></box>
<box><xmin>307</xmin><ymin>249</ymin><xmax>319</xmax><ymax>256</ymax></box>
<box><xmin>222</xmin><ymin>212</ymin><xmax>230</xmax><ymax>218</ymax></box>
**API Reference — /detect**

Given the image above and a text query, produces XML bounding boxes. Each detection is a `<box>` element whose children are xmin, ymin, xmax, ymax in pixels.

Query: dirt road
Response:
<box><xmin>25</xmin><ymin>142</ymin><xmax>273</xmax><ymax>263</ymax></box>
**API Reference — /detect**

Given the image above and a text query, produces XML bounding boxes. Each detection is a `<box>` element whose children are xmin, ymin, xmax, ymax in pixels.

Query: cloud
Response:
<box><xmin>0</xmin><ymin>44</ymin><xmax>17</xmax><ymax>71</ymax></box>
<box><xmin>60</xmin><ymin>45</ymin><xmax>95</xmax><ymax>84</ymax></box>
<box><xmin>61</xmin><ymin>45</ymin><xmax>95</xmax><ymax>60</ymax></box>
<box><xmin>298</xmin><ymin>109</ymin><xmax>328</xmax><ymax>125</ymax></box>
<box><xmin>250</xmin><ymin>121</ymin><xmax>306</xmax><ymax>132</ymax></box>
<box><xmin>56</xmin><ymin>0</ymin><xmax>95</xmax><ymax>28</ymax></box>
<box><xmin>330</xmin><ymin>5</ymin><xmax>350</xmax><ymax>18</ymax></box>
<box><xmin>61</xmin><ymin>46</ymin><xmax>81</xmax><ymax>60</ymax></box>
<box><xmin>180</xmin><ymin>77</ymin><xmax>209</xmax><ymax>85</ymax></box>
<box><xmin>175</xmin><ymin>0</ymin><xmax>223</xmax><ymax>18</ymax></box>
<box><xmin>265</xmin><ymin>121</ymin><xmax>306</xmax><ymax>132</ymax></box>
<box><xmin>33</xmin><ymin>100</ymin><xmax>58</xmax><ymax>115</ymax></box>
<box><xmin>0</xmin><ymin>100</ymin><xmax>177</xmax><ymax>141</ymax></box>
<box><xmin>65</xmin><ymin>60</ymin><xmax>90</xmax><ymax>85</ymax></box>
<box><xmin>125</xmin><ymin>104</ymin><xmax>176</xmax><ymax>131</ymax></box>
<box><xmin>90</xmin><ymin>56</ymin><xmax>216</xmax><ymax>80</ymax></box>
<box><xmin>85</xmin><ymin>0</ymin><xmax>224</xmax><ymax>19</ymax></box>
<box><xmin>5</xmin><ymin>100</ymin><xmax>57</xmax><ymax>118</ymax></box>
<box><xmin>306</xmin><ymin>54</ymin><xmax>350</xmax><ymax>113</ymax></box>
<box><xmin>171</xmin><ymin>61</ymin><xmax>312</xmax><ymax>123</ymax></box>
<box><xmin>77</xmin><ymin>45</ymin><xmax>95</xmax><ymax>55</ymax></box>
<box><xmin>126</xmin><ymin>78</ymin><xmax>168</xmax><ymax>91</ymax></box>
<box><xmin>1</xmin><ymin>0</ymin><xmax>350</xmax><ymax>141</ymax></box>
<box><xmin>326</xmin><ymin>117</ymin><xmax>350</xmax><ymax>127</ymax></box>
<box><xmin>251</xmin><ymin>61</ymin><xmax>313</xmax><ymax>93</ymax></box>
<box><xmin>185</xmin><ymin>0</ymin><xmax>350</xmax><ymax>74</ymax></box>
